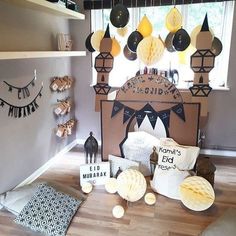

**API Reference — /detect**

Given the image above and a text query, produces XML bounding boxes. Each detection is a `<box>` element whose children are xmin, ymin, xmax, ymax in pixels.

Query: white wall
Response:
<box><xmin>0</xmin><ymin>2</ymin><xmax>76</xmax><ymax>194</ymax></box>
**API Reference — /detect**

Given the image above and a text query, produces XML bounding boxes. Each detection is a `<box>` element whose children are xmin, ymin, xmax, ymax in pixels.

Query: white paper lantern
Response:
<box><xmin>112</xmin><ymin>205</ymin><xmax>125</xmax><ymax>218</ymax></box>
<box><xmin>144</xmin><ymin>192</ymin><xmax>156</xmax><ymax>205</ymax></box>
<box><xmin>117</xmin><ymin>169</ymin><xmax>147</xmax><ymax>202</ymax></box>
<box><xmin>105</xmin><ymin>178</ymin><xmax>118</xmax><ymax>194</ymax></box>
<box><xmin>137</xmin><ymin>36</ymin><xmax>165</xmax><ymax>66</ymax></box>
<box><xmin>91</xmin><ymin>30</ymin><xmax>105</xmax><ymax>51</ymax></box>
<box><xmin>179</xmin><ymin>176</ymin><xmax>215</xmax><ymax>211</ymax></box>
<box><xmin>81</xmin><ymin>182</ymin><xmax>93</xmax><ymax>194</ymax></box>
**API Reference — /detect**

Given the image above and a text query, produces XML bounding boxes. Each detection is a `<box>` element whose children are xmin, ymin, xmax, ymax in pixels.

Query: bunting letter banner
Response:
<box><xmin>147</xmin><ymin>110</ymin><xmax>158</xmax><ymax>129</ymax></box>
<box><xmin>123</xmin><ymin>106</ymin><xmax>135</xmax><ymax>124</ymax></box>
<box><xmin>135</xmin><ymin>110</ymin><xmax>146</xmax><ymax>128</ymax></box>
<box><xmin>158</xmin><ymin>110</ymin><xmax>171</xmax><ymax>128</ymax></box>
<box><xmin>172</xmin><ymin>103</ymin><xmax>185</xmax><ymax>122</ymax></box>
<box><xmin>111</xmin><ymin>100</ymin><xmax>124</xmax><ymax>118</ymax></box>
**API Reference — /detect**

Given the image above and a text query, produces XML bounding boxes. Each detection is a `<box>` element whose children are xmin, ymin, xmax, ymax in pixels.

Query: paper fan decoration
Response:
<box><xmin>117</xmin><ymin>26</ymin><xmax>128</xmax><ymax>37</ymax></box>
<box><xmin>137</xmin><ymin>15</ymin><xmax>153</xmax><ymax>37</ymax></box>
<box><xmin>179</xmin><ymin>176</ymin><xmax>215</xmax><ymax>211</ymax></box>
<box><xmin>117</xmin><ymin>169</ymin><xmax>147</xmax><ymax>202</ymax></box>
<box><xmin>190</xmin><ymin>25</ymin><xmax>214</xmax><ymax>48</ymax></box>
<box><xmin>137</xmin><ymin>36</ymin><xmax>165</xmax><ymax>66</ymax></box>
<box><xmin>111</xmin><ymin>37</ymin><xmax>121</xmax><ymax>57</ymax></box>
<box><xmin>165</xmin><ymin>7</ymin><xmax>182</xmax><ymax>33</ymax></box>
<box><xmin>91</xmin><ymin>30</ymin><xmax>105</xmax><ymax>51</ymax></box>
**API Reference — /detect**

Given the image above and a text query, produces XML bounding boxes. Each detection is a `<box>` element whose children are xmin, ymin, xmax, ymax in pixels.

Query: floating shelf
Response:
<box><xmin>2</xmin><ymin>0</ymin><xmax>85</xmax><ymax>20</ymax></box>
<box><xmin>0</xmin><ymin>51</ymin><xmax>86</xmax><ymax>60</ymax></box>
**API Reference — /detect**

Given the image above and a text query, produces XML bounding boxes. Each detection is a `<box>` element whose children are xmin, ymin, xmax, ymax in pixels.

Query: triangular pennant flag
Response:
<box><xmin>141</xmin><ymin>103</ymin><xmax>156</xmax><ymax>113</ymax></box>
<box><xmin>172</xmin><ymin>103</ymin><xmax>186</xmax><ymax>122</ymax></box>
<box><xmin>158</xmin><ymin>110</ymin><xmax>170</xmax><ymax>128</ymax></box>
<box><xmin>111</xmin><ymin>100</ymin><xmax>124</xmax><ymax>118</ymax></box>
<box><xmin>147</xmin><ymin>111</ymin><xmax>158</xmax><ymax>129</ymax></box>
<box><xmin>135</xmin><ymin>110</ymin><xmax>146</xmax><ymax>128</ymax></box>
<box><xmin>123</xmin><ymin>106</ymin><xmax>135</xmax><ymax>124</ymax></box>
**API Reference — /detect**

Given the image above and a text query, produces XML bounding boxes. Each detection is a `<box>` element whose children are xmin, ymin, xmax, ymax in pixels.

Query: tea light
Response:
<box><xmin>105</xmin><ymin>178</ymin><xmax>118</xmax><ymax>194</ymax></box>
<box><xmin>81</xmin><ymin>182</ymin><xmax>93</xmax><ymax>194</ymax></box>
<box><xmin>144</xmin><ymin>193</ymin><xmax>156</xmax><ymax>205</ymax></box>
<box><xmin>112</xmin><ymin>205</ymin><xmax>125</xmax><ymax>218</ymax></box>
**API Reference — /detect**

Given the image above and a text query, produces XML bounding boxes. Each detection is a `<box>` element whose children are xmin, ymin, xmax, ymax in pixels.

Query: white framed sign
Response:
<box><xmin>80</xmin><ymin>162</ymin><xmax>110</xmax><ymax>186</ymax></box>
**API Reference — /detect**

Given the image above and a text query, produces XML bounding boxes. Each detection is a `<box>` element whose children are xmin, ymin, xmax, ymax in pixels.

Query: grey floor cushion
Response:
<box><xmin>14</xmin><ymin>183</ymin><xmax>83</xmax><ymax>236</ymax></box>
<box><xmin>200</xmin><ymin>208</ymin><xmax>236</xmax><ymax>236</ymax></box>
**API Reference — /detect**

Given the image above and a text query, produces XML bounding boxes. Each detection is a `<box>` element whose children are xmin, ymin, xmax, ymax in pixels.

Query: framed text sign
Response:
<box><xmin>80</xmin><ymin>162</ymin><xmax>110</xmax><ymax>185</ymax></box>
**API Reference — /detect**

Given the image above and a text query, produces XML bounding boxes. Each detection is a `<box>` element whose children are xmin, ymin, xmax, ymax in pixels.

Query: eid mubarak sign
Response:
<box><xmin>80</xmin><ymin>162</ymin><xmax>110</xmax><ymax>185</ymax></box>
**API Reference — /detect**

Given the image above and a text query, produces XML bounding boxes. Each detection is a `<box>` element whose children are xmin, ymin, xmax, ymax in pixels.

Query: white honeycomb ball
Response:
<box><xmin>112</xmin><ymin>205</ymin><xmax>125</xmax><ymax>218</ymax></box>
<box><xmin>179</xmin><ymin>176</ymin><xmax>215</xmax><ymax>211</ymax></box>
<box><xmin>117</xmin><ymin>169</ymin><xmax>147</xmax><ymax>202</ymax></box>
<box><xmin>105</xmin><ymin>178</ymin><xmax>118</xmax><ymax>194</ymax></box>
<box><xmin>137</xmin><ymin>36</ymin><xmax>165</xmax><ymax>66</ymax></box>
<box><xmin>81</xmin><ymin>182</ymin><xmax>93</xmax><ymax>194</ymax></box>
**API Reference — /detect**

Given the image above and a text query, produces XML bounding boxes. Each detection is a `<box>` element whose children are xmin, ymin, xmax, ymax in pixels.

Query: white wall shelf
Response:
<box><xmin>0</xmin><ymin>51</ymin><xmax>86</xmax><ymax>60</ymax></box>
<box><xmin>2</xmin><ymin>0</ymin><xmax>85</xmax><ymax>20</ymax></box>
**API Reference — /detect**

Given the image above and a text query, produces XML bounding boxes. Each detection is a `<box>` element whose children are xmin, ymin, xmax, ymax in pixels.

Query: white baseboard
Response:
<box><xmin>15</xmin><ymin>139</ymin><xmax>78</xmax><ymax>189</ymax></box>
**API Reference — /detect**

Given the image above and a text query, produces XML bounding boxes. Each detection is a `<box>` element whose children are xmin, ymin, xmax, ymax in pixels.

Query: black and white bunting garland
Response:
<box><xmin>3</xmin><ymin>74</ymin><xmax>36</xmax><ymax>100</ymax></box>
<box><xmin>111</xmin><ymin>101</ymin><xmax>186</xmax><ymax>130</ymax></box>
<box><xmin>0</xmin><ymin>84</ymin><xmax>43</xmax><ymax>118</ymax></box>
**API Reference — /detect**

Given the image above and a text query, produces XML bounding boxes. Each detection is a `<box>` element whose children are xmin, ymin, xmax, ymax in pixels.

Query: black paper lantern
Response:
<box><xmin>173</xmin><ymin>28</ymin><xmax>190</xmax><ymax>51</ymax></box>
<box><xmin>123</xmin><ymin>45</ymin><xmax>137</xmax><ymax>61</ymax></box>
<box><xmin>165</xmin><ymin>32</ymin><xmax>175</xmax><ymax>52</ymax></box>
<box><xmin>85</xmin><ymin>32</ymin><xmax>95</xmax><ymax>52</ymax></box>
<box><xmin>110</xmin><ymin>4</ymin><xmax>129</xmax><ymax>28</ymax></box>
<box><xmin>127</xmin><ymin>31</ymin><xmax>143</xmax><ymax>52</ymax></box>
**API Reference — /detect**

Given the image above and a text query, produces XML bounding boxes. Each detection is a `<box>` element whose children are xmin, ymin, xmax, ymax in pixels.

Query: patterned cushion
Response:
<box><xmin>14</xmin><ymin>183</ymin><xmax>83</xmax><ymax>236</ymax></box>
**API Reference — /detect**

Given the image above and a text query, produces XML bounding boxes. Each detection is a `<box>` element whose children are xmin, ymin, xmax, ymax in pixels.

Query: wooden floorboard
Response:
<box><xmin>0</xmin><ymin>149</ymin><xmax>236</xmax><ymax>236</ymax></box>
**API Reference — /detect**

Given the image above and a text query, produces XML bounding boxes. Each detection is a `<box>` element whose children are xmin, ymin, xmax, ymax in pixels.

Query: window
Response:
<box><xmin>91</xmin><ymin>1</ymin><xmax>234</xmax><ymax>89</ymax></box>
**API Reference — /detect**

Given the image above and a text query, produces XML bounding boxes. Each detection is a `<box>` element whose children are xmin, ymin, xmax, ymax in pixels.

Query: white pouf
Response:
<box><xmin>122</xmin><ymin>131</ymin><xmax>160</xmax><ymax>176</ymax></box>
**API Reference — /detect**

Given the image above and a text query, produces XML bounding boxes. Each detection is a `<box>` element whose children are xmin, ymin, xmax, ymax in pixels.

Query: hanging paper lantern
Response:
<box><xmin>137</xmin><ymin>15</ymin><xmax>153</xmax><ymax>37</ymax></box>
<box><xmin>111</xmin><ymin>37</ymin><xmax>121</xmax><ymax>57</ymax></box>
<box><xmin>137</xmin><ymin>36</ymin><xmax>165</xmax><ymax>66</ymax></box>
<box><xmin>123</xmin><ymin>45</ymin><xmax>137</xmax><ymax>61</ymax></box>
<box><xmin>190</xmin><ymin>25</ymin><xmax>214</xmax><ymax>48</ymax></box>
<box><xmin>110</xmin><ymin>4</ymin><xmax>130</xmax><ymax>28</ymax></box>
<box><xmin>117</xmin><ymin>169</ymin><xmax>147</xmax><ymax>202</ymax></box>
<box><xmin>85</xmin><ymin>32</ymin><xmax>95</xmax><ymax>52</ymax></box>
<box><xmin>165</xmin><ymin>7</ymin><xmax>182</xmax><ymax>33</ymax></box>
<box><xmin>91</xmin><ymin>30</ymin><xmax>105</xmax><ymax>51</ymax></box>
<box><xmin>173</xmin><ymin>28</ymin><xmax>191</xmax><ymax>51</ymax></box>
<box><xmin>127</xmin><ymin>30</ymin><xmax>143</xmax><ymax>52</ymax></box>
<box><xmin>165</xmin><ymin>32</ymin><xmax>175</xmax><ymax>52</ymax></box>
<box><xmin>179</xmin><ymin>176</ymin><xmax>215</xmax><ymax>211</ymax></box>
<box><xmin>117</xmin><ymin>26</ymin><xmax>128</xmax><ymax>37</ymax></box>
<box><xmin>211</xmin><ymin>37</ymin><xmax>223</xmax><ymax>56</ymax></box>
<box><xmin>178</xmin><ymin>45</ymin><xmax>195</xmax><ymax>64</ymax></box>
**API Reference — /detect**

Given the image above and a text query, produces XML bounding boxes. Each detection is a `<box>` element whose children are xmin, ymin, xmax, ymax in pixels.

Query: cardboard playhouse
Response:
<box><xmin>100</xmin><ymin>73</ymin><xmax>200</xmax><ymax>161</ymax></box>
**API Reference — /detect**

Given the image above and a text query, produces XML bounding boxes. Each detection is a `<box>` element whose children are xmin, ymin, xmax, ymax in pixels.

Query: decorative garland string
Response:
<box><xmin>0</xmin><ymin>84</ymin><xmax>43</xmax><ymax>118</ymax></box>
<box><xmin>3</xmin><ymin>74</ymin><xmax>36</xmax><ymax>99</ymax></box>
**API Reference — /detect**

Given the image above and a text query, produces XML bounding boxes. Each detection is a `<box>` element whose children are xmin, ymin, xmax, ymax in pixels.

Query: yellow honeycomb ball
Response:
<box><xmin>137</xmin><ymin>36</ymin><xmax>165</xmax><ymax>66</ymax></box>
<box><xmin>117</xmin><ymin>169</ymin><xmax>147</xmax><ymax>202</ymax></box>
<box><xmin>179</xmin><ymin>176</ymin><xmax>215</xmax><ymax>211</ymax></box>
<box><xmin>91</xmin><ymin>30</ymin><xmax>105</xmax><ymax>51</ymax></box>
<box><xmin>137</xmin><ymin>15</ymin><xmax>153</xmax><ymax>37</ymax></box>
<box><xmin>117</xmin><ymin>26</ymin><xmax>128</xmax><ymax>37</ymax></box>
<box><xmin>111</xmin><ymin>37</ymin><xmax>121</xmax><ymax>57</ymax></box>
<box><xmin>165</xmin><ymin>7</ymin><xmax>182</xmax><ymax>33</ymax></box>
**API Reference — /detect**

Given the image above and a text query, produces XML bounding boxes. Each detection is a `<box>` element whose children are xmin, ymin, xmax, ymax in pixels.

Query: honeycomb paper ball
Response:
<box><xmin>144</xmin><ymin>193</ymin><xmax>156</xmax><ymax>205</ymax></box>
<box><xmin>137</xmin><ymin>15</ymin><xmax>153</xmax><ymax>37</ymax></box>
<box><xmin>91</xmin><ymin>30</ymin><xmax>105</xmax><ymax>51</ymax></box>
<box><xmin>190</xmin><ymin>25</ymin><xmax>214</xmax><ymax>48</ymax></box>
<box><xmin>165</xmin><ymin>7</ymin><xmax>182</xmax><ymax>33</ymax></box>
<box><xmin>81</xmin><ymin>182</ymin><xmax>93</xmax><ymax>194</ymax></box>
<box><xmin>179</xmin><ymin>176</ymin><xmax>215</xmax><ymax>211</ymax></box>
<box><xmin>117</xmin><ymin>169</ymin><xmax>147</xmax><ymax>202</ymax></box>
<box><xmin>112</xmin><ymin>205</ymin><xmax>125</xmax><ymax>218</ymax></box>
<box><xmin>117</xmin><ymin>26</ymin><xmax>128</xmax><ymax>37</ymax></box>
<box><xmin>137</xmin><ymin>36</ymin><xmax>165</xmax><ymax>66</ymax></box>
<box><xmin>111</xmin><ymin>37</ymin><xmax>121</xmax><ymax>57</ymax></box>
<box><xmin>105</xmin><ymin>178</ymin><xmax>118</xmax><ymax>194</ymax></box>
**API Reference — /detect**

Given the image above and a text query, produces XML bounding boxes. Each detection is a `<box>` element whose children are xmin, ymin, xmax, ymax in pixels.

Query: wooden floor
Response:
<box><xmin>0</xmin><ymin>147</ymin><xmax>236</xmax><ymax>236</ymax></box>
